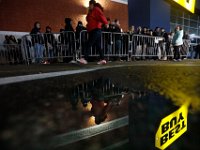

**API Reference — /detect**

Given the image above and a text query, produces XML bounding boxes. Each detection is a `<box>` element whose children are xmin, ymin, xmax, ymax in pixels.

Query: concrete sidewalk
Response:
<box><xmin>0</xmin><ymin>60</ymin><xmax>200</xmax><ymax>78</ymax></box>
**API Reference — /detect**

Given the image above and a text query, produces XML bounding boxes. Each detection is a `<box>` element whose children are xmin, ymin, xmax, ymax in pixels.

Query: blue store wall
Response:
<box><xmin>128</xmin><ymin>0</ymin><xmax>150</xmax><ymax>28</ymax></box>
<box><xmin>150</xmin><ymin>0</ymin><xmax>170</xmax><ymax>31</ymax></box>
<box><xmin>128</xmin><ymin>0</ymin><xmax>170</xmax><ymax>32</ymax></box>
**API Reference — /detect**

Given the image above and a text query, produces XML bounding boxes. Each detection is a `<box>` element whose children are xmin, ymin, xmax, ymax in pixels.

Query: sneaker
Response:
<box><xmin>178</xmin><ymin>59</ymin><xmax>182</xmax><ymax>62</ymax></box>
<box><xmin>173</xmin><ymin>59</ymin><xmax>177</xmax><ymax>62</ymax></box>
<box><xmin>42</xmin><ymin>61</ymin><xmax>50</xmax><ymax>64</ymax></box>
<box><xmin>162</xmin><ymin>57</ymin><xmax>167</xmax><ymax>61</ymax></box>
<box><xmin>77</xmin><ymin>58</ymin><xmax>88</xmax><ymax>65</ymax></box>
<box><xmin>97</xmin><ymin>60</ymin><xmax>107</xmax><ymax>65</ymax></box>
<box><xmin>69</xmin><ymin>60</ymin><xmax>77</xmax><ymax>64</ymax></box>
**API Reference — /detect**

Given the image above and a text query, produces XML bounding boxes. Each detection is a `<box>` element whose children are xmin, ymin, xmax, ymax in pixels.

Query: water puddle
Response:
<box><xmin>0</xmin><ymin>66</ymin><xmax>199</xmax><ymax>150</ymax></box>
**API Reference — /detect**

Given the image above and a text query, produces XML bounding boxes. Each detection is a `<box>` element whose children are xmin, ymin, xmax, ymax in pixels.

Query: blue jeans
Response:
<box><xmin>106</xmin><ymin>44</ymin><xmax>112</xmax><ymax>55</ymax></box>
<box><xmin>48</xmin><ymin>48</ymin><xmax>54</xmax><ymax>58</ymax></box>
<box><xmin>84</xmin><ymin>29</ymin><xmax>104</xmax><ymax>60</ymax></box>
<box><xmin>115</xmin><ymin>40</ymin><xmax>122</xmax><ymax>55</ymax></box>
<box><xmin>34</xmin><ymin>43</ymin><xmax>44</xmax><ymax>63</ymax></box>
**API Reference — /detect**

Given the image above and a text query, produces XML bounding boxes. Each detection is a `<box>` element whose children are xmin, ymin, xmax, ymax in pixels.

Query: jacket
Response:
<box><xmin>172</xmin><ymin>30</ymin><xmax>183</xmax><ymax>46</ymax></box>
<box><xmin>30</xmin><ymin>27</ymin><xmax>44</xmax><ymax>45</ymax></box>
<box><xmin>113</xmin><ymin>25</ymin><xmax>122</xmax><ymax>41</ymax></box>
<box><xmin>86</xmin><ymin>6</ymin><xmax>108</xmax><ymax>32</ymax></box>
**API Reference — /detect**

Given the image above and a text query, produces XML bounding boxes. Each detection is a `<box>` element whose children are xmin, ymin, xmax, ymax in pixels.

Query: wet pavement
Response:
<box><xmin>0</xmin><ymin>60</ymin><xmax>200</xmax><ymax>77</ymax></box>
<box><xmin>0</xmin><ymin>61</ymin><xmax>200</xmax><ymax>150</ymax></box>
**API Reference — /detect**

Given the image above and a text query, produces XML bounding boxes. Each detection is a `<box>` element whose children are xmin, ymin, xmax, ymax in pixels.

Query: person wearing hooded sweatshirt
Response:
<box><xmin>30</xmin><ymin>22</ymin><xmax>45</xmax><ymax>63</ymax></box>
<box><xmin>172</xmin><ymin>26</ymin><xmax>183</xmax><ymax>61</ymax></box>
<box><xmin>65</xmin><ymin>18</ymin><xmax>74</xmax><ymax>32</ymax></box>
<box><xmin>64</xmin><ymin>18</ymin><xmax>74</xmax><ymax>45</ymax></box>
<box><xmin>78</xmin><ymin>0</ymin><xmax>108</xmax><ymax>65</ymax></box>
<box><xmin>76</xmin><ymin>21</ymin><xmax>86</xmax><ymax>50</ymax></box>
<box><xmin>63</xmin><ymin>18</ymin><xmax>75</xmax><ymax>62</ymax></box>
<box><xmin>44</xmin><ymin>26</ymin><xmax>56</xmax><ymax>62</ymax></box>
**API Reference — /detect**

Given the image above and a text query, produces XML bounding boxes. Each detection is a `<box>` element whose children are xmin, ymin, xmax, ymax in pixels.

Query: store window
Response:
<box><xmin>170</xmin><ymin>7</ymin><xmax>200</xmax><ymax>35</ymax></box>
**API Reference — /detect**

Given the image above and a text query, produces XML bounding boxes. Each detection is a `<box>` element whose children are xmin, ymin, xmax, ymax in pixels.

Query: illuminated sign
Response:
<box><xmin>171</xmin><ymin>0</ymin><xmax>196</xmax><ymax>13</ymax></box>
<box><xmin>155</xmin><ymin>104</ymin><xmax>188</xmax><ymax>150</ymax></box>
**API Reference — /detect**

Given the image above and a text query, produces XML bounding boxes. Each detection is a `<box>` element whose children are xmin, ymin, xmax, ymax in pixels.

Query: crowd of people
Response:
<box><xmin>27</xmin><ymin>0</ymin><xmax>190</xmax><ymax>65</ymax></box>
<box><xmin>69</xmin><ymin>77</ymin><xmax>134</xmax><ymax>124</ymax></box>
<box><xmin>1</xmin><ymin>0</ymin><xmax>200</xmax><ymax>65</ymax></box>
<box><xmin>1</xmin><ymin>35</ymin><xmax>22</xmax><ymax>64</ymax></box>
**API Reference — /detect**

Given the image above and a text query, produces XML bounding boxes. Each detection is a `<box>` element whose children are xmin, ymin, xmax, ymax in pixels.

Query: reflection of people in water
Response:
<box><xmin>70</xmin><ymin>86</ymin><xmax>79</xmax><ymax>110</ymax></box>
<box><xmin>69</xmin><ymin>83</ymin><xmax>90</xmax><ymax>110</ymax></box>
<box><xmin>90</xmin><ymin>99</ymin><xmax>111</xmax><ymax>124</ymax></box>
<box><xmin>69</xmin><ymin>77</ymin><xmax>133</xmax><ymax>124</ymax></box>
<box><xmin>89</xmin><ymin>77</ymin><xmax>128</xmax><ymax>124</ymax></box>
<box><xmin>69</xmin><ymin>77</ymin><xmax>117</xmax><ymax>111</ymax></box>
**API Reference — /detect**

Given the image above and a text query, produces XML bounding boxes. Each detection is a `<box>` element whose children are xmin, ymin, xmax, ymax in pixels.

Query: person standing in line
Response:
<box><xmin>78</xmin><ymin>0</ymin><xmax>108</xmax><ymax>65</ymax></box>
<box><xmin>44</xmin><ymin>26</ymin><xmax>56</xmax><ymax>63</ymax></box>
<box><xmin>30</xmin><ymin>22</ymin><xmax>45</xmax><ymax>64</ymax></box>
<box><xmin>172</xmin><ymin>26</ymin><xmax>183</xmax><ymax>61</ymax></box>
<box><xmin>75</xmin><ymin>21</ymin><xmax>86</xmax><ymax>50</ymax></box>
<box><xmin>102</xmin><ymin>18</ymin><xmax>113</xmax><ymax>61</ymax></box>
<box><xmin>65</xmin><ymin>18</ymin><xmax>74</xmax><ymax>32</ymax></box>
<box><xmin>113</xmin><ymin>19</ymin><xmax>122</xmax><ymax>61</ymax></box>
<box><xmin>137</xmin><ymin>26</ymin><xmax>142</xmax><ymax>34</ymax></box>
<box><xmin>160</xmin><ymin>28</ymin><xmax>168</xmax><ymax>60</ymax></box>
<box><xmin>64</xmin><ymin>18</ymin><xmax>75</xmax><ymax>62</ymax></box>
<box><xmin>75</xmin><ymin>21</ymin><xmax>87</xmax><ymax>61</ymax></box>
<box><xmin>153</xmin><ymin>27</ymin><xmax>161</xmax><ymax>36</ymax></box>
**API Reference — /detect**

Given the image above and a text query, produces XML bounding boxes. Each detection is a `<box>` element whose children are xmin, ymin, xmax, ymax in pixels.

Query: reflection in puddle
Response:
<box><xmin>87</xmin><ymin>116</ymin><xmax>95</xmax><ymax>126</ymax></box>
<box><xmin>145</xmin><ymin>67</ymin><xmax>200</xmax><ymax>112</ymax></box>
<box><xmin>68</xmin><ymin>77</ymin><xmax>131</xmax><ymax>124</ymax></box>
<box><xmin>0</xmin><ymin>66</ymin><xmax>200</xmax><ymax>150</ymax></box>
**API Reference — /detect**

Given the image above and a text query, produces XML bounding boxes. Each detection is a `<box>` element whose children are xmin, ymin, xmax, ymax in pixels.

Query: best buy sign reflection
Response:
<box><xmin>155</xmin><ymin>104</ymin><xmax>188</xmax><ymax>150</ymax></box>
<box><xmin>172</xmin><ymin>0</ymin><xmax>196</xmax><ymax>13</ymax></box>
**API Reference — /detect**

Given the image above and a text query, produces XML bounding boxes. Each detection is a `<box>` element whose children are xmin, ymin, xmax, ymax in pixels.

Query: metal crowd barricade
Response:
<box><xmin>0</xmin><ymin>44</ymin><xmax>23</xmax><ymax>64</ymax></box>
<box><xmin>21</xmin><ymin>31</ymin><xmax>76</xmax><ymax>64</ymax></box>
<box><xmin>16</xmin><ymin>31</ymin><xmax>192</xmax><ymax>65</ymax></box>
<box><xmin>130</xmin><ymin>34</ymin><xmax>168</xmax><ymax>60</ymax></box>
<box><xmin>70</xmin><ymin>78</ymin><xmax>125</xmax><ymax>104</ymax></box>
<box><xmin>78</xmin><ymin>30</ymin><xmax>88</xmax><ymax>59</ymax></box>
<box><xmin>181</xmin><ymin>39</ymin><xmax>190</xmax><ymax>58</ymax></box>
<box><xmin>79</xmin><ymin>31</ymin><xmax>179</xmax><ymax>61</ymax></box>
<box><xmin>79</xmin><ymin>31</ymin><xmax>130</xmax><ymax>60</ymax></box>
<box><xmin>107</xmin><ymin>32</ymin><xmax>130</xmax><ymax>60</ymax></box>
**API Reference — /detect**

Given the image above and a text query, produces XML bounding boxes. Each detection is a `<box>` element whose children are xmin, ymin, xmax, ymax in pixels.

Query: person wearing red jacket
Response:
<box><xmin>78</xmin><ymin>0</ymin><xmax>108</xmax><ymax>65</ymax></box>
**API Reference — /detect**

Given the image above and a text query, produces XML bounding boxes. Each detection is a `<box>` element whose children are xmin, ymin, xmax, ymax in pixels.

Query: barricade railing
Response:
<box><xmin>103</xmin><ymin>32</ymin><xmax>130</xmax><ymax>60</ymax></box>
<box><xmin>1</xmin><ymin>31</ymin><xmax>191</xmax><ymax>65</ymax></box>
<box><xmin>130</xmin><ymin>34</ymin><xmax>190</xmax><ymax>60</ymax></box>
<box><xmin>0</xmin><ymin>44</ymin><xmax>23</xmax><ymax>64</ymax></box>
<box><xmin>79</xmin><ymin>31</ymin><xmax>130</xmax><ymax>60</ymax></box>
<box><xmin>21</xmin><ymin>31</ymin><xmax>76</xmax><ymax>64</ymax></box>
<box><xmin>181</xmin><ymin>39</ymin><xmax>190</xmax><ymax>57</ymax></box>
<box><xmin>130</xmin><ymin>34</ymin><xmax>168</xmax><ymax>60</ymax></box>
<box><xmin>70</xmin><ymin>78</ymin><xmax>125</xmax><ymax>103</ymax></box>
